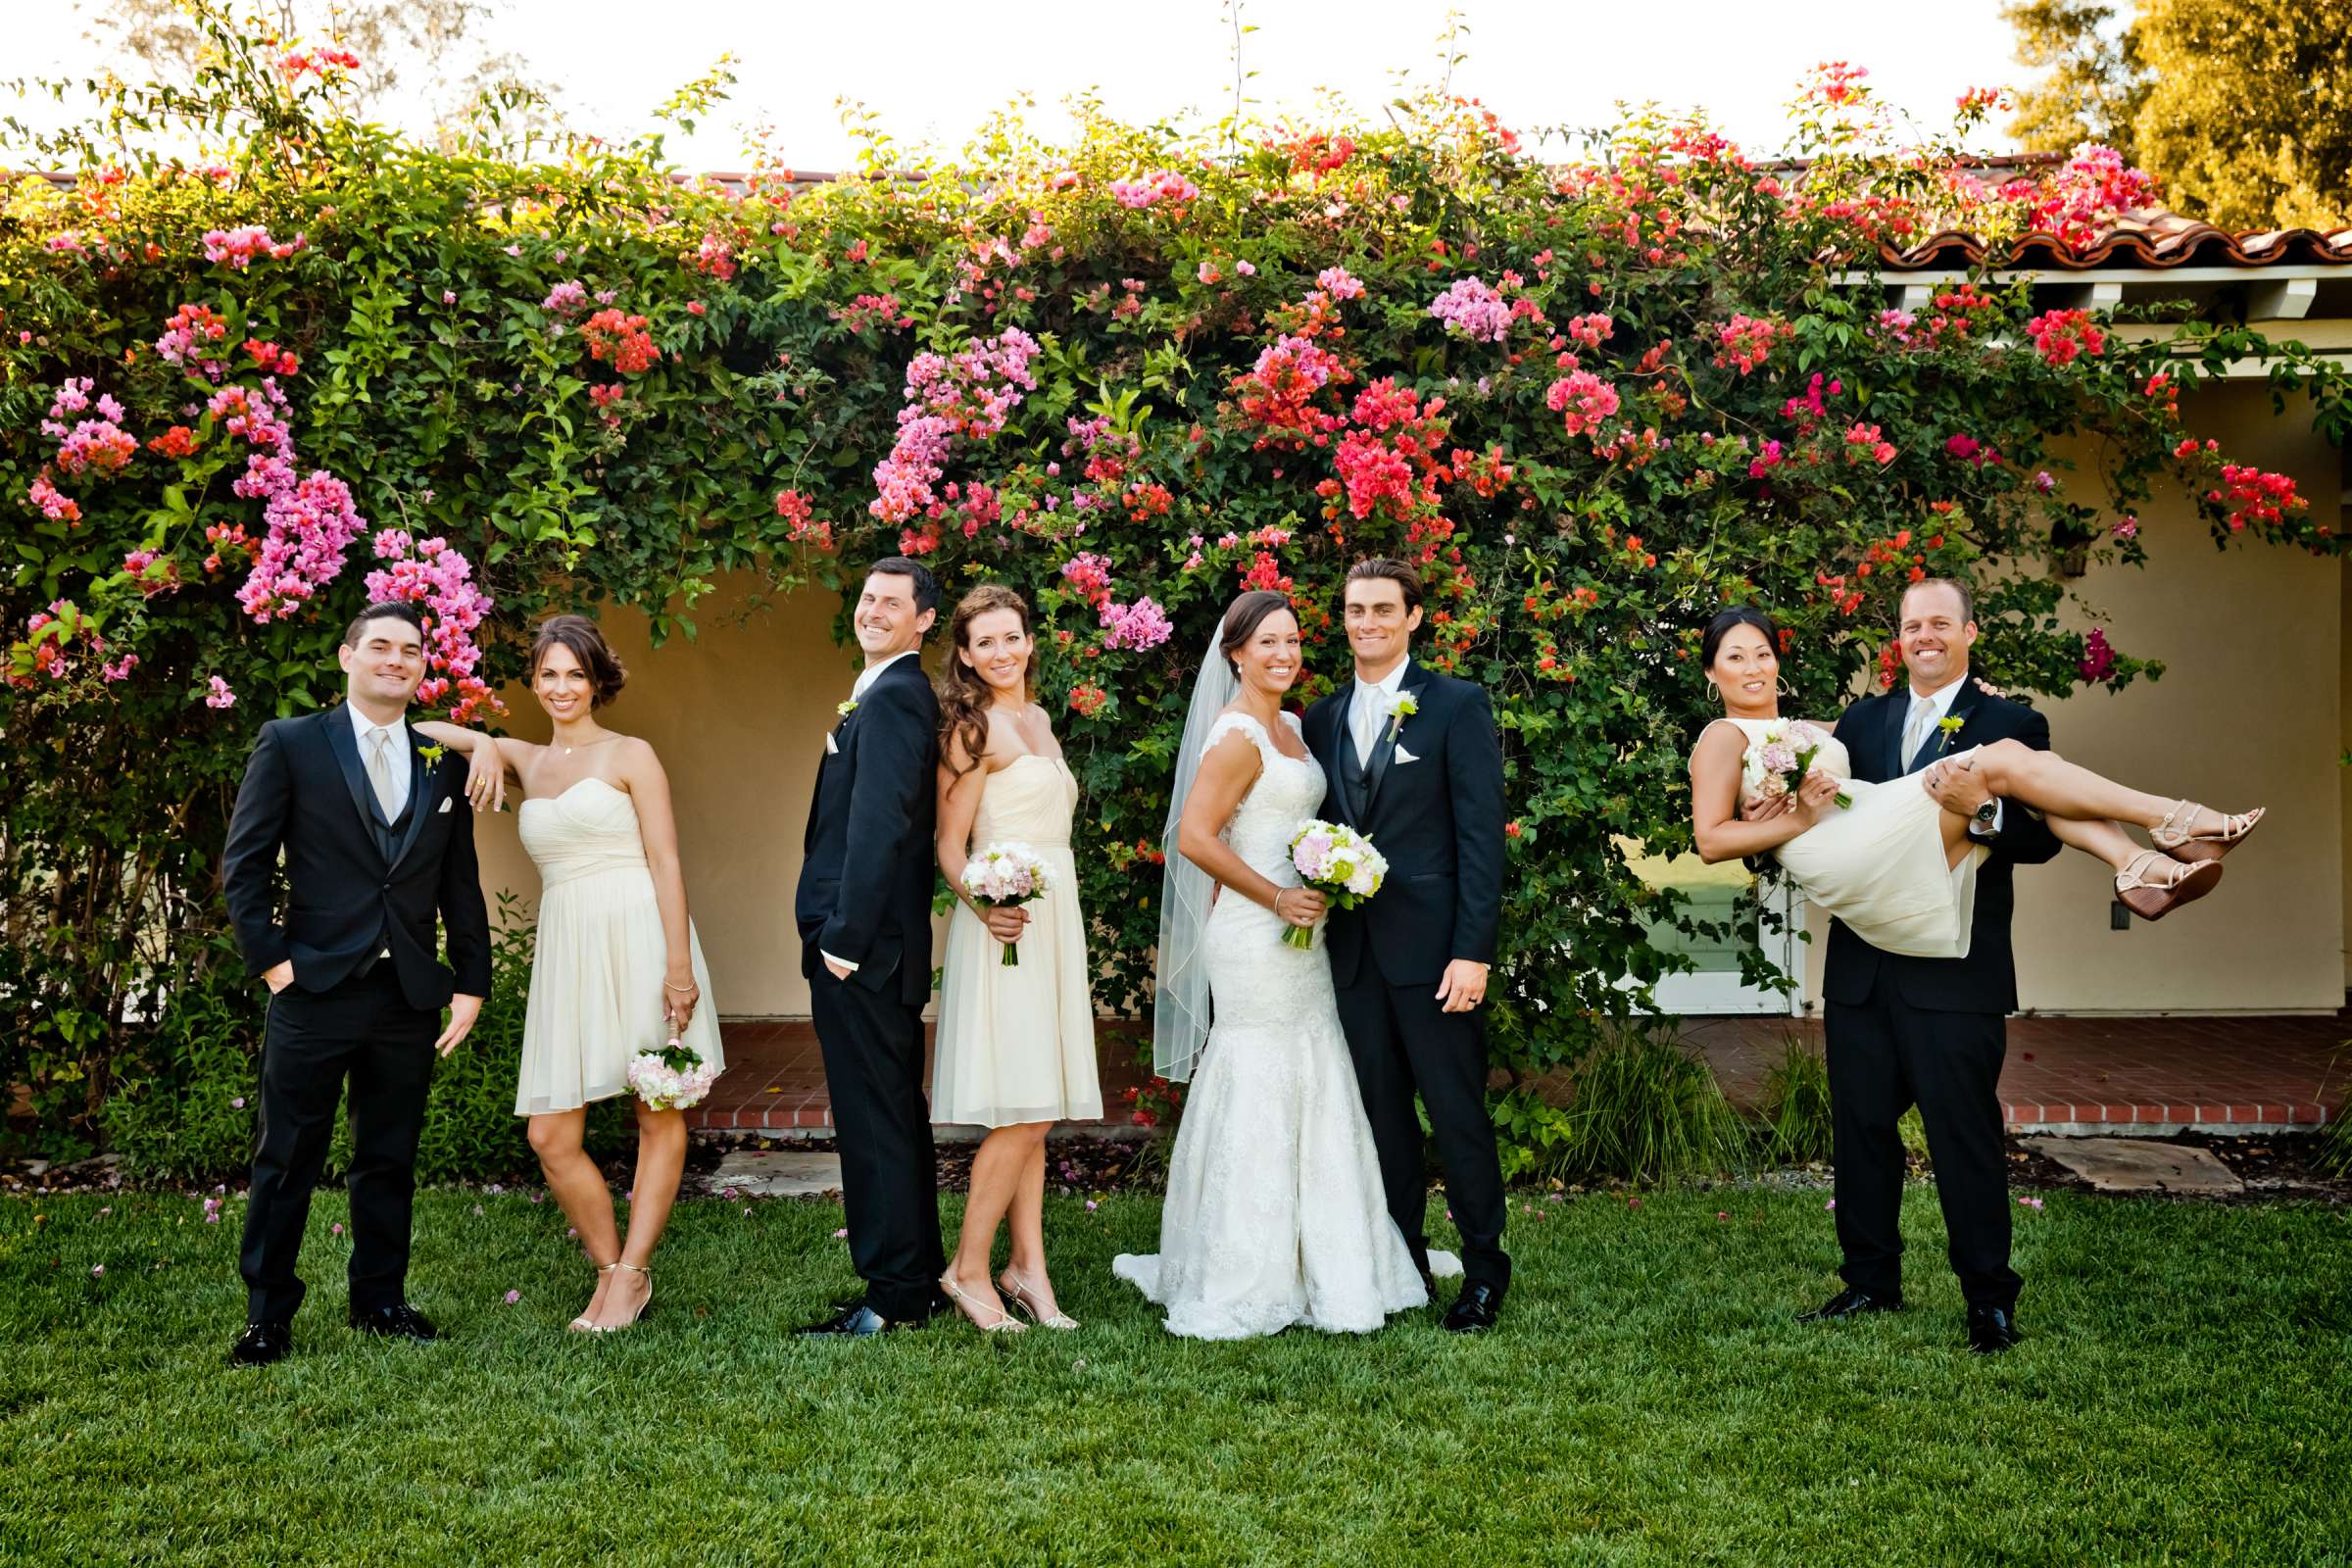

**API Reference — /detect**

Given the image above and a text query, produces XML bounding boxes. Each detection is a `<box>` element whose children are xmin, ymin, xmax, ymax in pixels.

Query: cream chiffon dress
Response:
<box><xmin>931</xmin><ymin>754</ymin><xmax>1103</xmax><ymax>1127</ymax></box>
<box><xmin>513</xmin><ymin>777</ymin><xmax>722</xmax><ymax>1116</ymax></box>
<box><xmin>1711</xmin><ymin>715</ymin><xmax>1988</xmax><ymax>959</ymax></box>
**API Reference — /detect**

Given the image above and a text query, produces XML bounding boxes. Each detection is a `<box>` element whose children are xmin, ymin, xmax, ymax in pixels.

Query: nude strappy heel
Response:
<box><xmin>939</xmin><ymin>1274</ymin><xmax>1024</xmax><ymax>1334</ymax></box>
<box><xmin>2150</xmin><ymin>800</ymin><xmax>2264</xmax><ymax>864</ymax></box>
<box><xmin>2115</xmin><ymin>850</ymin><xmax>2223</xmax><ymax>921</ymax></box>
<box><xmin>568</xmin><ymin>1262</ymin><xmax>619</xmax><ymax>1333</ymax></box>
<box><xmin>587</xmin><ymin>1260</ymin><xmax>652</xmax><ymax>1334</ymax></box>
<box><xmin>999</xmin><ymin>1269</ymin><xmax>1079</xmax><ymax>1331</ymax></box>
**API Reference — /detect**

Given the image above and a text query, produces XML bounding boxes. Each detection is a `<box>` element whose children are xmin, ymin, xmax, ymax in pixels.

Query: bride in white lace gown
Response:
<box><xmin>1113</xmin><ymin>592</ymin><xmax>1446</xmax><ymax>1339</ymax></box>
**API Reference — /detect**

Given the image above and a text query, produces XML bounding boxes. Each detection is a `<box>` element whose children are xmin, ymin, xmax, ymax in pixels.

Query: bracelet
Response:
<box><xmin>662</xmin><ymin>978</ymin><xmax>697</xmax><ymax>993</ymax></box>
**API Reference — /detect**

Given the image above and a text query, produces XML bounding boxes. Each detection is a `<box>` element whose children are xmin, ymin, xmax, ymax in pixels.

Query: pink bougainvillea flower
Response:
<box><xmin>204</xmin><ymin>674</ymin><xmax>236</xmax><ymax>710</ymax></box>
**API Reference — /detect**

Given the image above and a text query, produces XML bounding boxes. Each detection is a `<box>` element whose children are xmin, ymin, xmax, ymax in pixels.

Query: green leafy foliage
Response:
<box><xmin>7</xmin><ymin>11</ymin><xmax>2350</xmax><ymax>1168</ymax></box>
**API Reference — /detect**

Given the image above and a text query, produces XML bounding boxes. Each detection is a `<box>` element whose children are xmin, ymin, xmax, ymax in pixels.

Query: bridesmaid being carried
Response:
<box><xmin>930</xmin><ymin>585</ymin><xmax>1103</xmax><ymax>1334</ymax></box>
<box><xmin>419</xmin><ymin>614</ymin><xmax>722</xmax><ymax>1333</ymax></box>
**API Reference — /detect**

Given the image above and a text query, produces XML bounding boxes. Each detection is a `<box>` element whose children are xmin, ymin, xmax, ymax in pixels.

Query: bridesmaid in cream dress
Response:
<box><xmin>417</xmin><ymin>614</ymin><xmax>721</xmax><ymax>1334</ymax></box>
<box><xmin>930</xmin><ymin>585</ymin><xmax>1103</xmax><ymax>1334</ymax></box>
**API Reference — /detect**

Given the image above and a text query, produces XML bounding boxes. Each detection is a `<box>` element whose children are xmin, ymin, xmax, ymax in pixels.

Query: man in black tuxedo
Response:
<box><xmin>795</xmin><ymin>557</ymin><xmax>951</xmax><ymax>1336</ymax></box>
<box><xmin>220</xmin><ymin>601</ymin><xmax>491</xmax><ymax>1366</ymax></box>
<box><xmin>1756</xmin><ymin>578</ymin><xmax>2059</xmax><ymax>1353</ymax></box>
<box><xmin>1302</xmin><ymin>559</ymin><xmax>1511</xmax><ymax>1333</ymax></box>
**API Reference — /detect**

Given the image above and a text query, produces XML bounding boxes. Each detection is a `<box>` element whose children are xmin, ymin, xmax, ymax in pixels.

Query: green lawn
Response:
<box><xmin>2</xmin><ymin>1184</ymin><xmax>2345</xmax><ymax>1566</ymax></box>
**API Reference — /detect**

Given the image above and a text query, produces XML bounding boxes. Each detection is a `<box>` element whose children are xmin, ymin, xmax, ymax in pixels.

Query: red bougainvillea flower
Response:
<box><xmin>581</xmin><ymin>310</ymin><xmax>660</xmax><ymax>373</ymax></box>
<box><xmin>2026</xmin><ymin>308</ymin><xmax>2105</xmax><ymax>367</ymax></box>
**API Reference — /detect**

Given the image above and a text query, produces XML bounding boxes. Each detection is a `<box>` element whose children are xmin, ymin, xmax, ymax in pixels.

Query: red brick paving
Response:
<box><xmin>698</xmin><ymin>1010</ymin><xmax>2344</xmax><ymax>1136</ymax></box>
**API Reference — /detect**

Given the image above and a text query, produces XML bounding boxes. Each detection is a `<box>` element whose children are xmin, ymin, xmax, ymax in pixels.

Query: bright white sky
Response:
<box><xmin>14</xmin><ymin>0</ymin><xmax>2031</xmax><ymax>170</ymax></box>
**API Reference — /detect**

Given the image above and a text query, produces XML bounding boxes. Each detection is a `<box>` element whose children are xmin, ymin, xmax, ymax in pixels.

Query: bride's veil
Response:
<box><xmin>1151</xmin><ymin>621</ymin><xmax>1237</xmax><ymax>1083</ymax></box>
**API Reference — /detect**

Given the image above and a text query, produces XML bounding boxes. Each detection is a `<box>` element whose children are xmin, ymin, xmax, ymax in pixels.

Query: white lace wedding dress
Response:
<box><xmin>1113</xmin><ymin>710</ymin><xmax>1447</xmax><ymax>1339</ymax></box>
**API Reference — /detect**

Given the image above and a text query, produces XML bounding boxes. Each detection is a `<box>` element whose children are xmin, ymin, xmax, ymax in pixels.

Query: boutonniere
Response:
<box><xmin>1935</xmin><ymin>715</ymin><xmax>1965</xmax><ymax>753</ymax></box>
<box><xmin>1383</xmin><ymin>692</ymin><xmax>1418</xmax><ymax>744</ymax></box>
<box><xmin>836</xmin><ymin>699</ymin><xmax>858</xmax><ymax>718</ymax></box>
<box><xmin>417</xmin><ymin>742</ymin><xmax>447</xmax><ymax>767</ymax></box>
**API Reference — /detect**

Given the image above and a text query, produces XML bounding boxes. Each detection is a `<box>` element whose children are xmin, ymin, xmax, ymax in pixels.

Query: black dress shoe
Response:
<box><xmin>1797</xmin><ymin>1286</ymin><xmax>1901</xmax><ymax>1322</ymax></box>
<box><xmin>350</xmin><ymin>1302</ymin><xmax>438</xmax><ymax>1342</ymax></box>
<box><xmin>1442</xmin><ymin>1281</ymin><xmax>1501</xmax><ymax>1334</ymax></box>
<box><xmin>1966</xmin><ymin>1304</ymin><xmax>2021</xmax><ymax>1354</ymax></box>
<box><xmin>227</xmin><ymin>1320</ymin><xmax>293</xmax><ymax>1367</ymax></box>
<box><xmin>796</xmin><ymin>1299</ymin><xmax>912</xmax><ymax>1338</ymax></box>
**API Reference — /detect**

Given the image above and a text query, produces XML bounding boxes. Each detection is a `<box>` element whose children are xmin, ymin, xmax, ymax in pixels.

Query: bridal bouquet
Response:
<box><xmin>962</xmin><ymin>841</ymin><xmax>1052</xmax><ymax>965</ymax></box>
<box><xmin>1283</xmin><ymin>820</ymin><xmax>1389</xmax><ymax>951</ymax></box>
<box><xmin>626</xmin><ymin>1036</ymin><xmax>721</xmax><ymax>1112</ymax></box>
<box><xmin>1742</xmin><ymin>719</ymin><xmax>1852</xmax><ymax>810</ymax></box>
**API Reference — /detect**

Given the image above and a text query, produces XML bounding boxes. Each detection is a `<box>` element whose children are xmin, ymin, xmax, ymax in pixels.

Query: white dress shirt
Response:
<box><xmin>823</xmin><ymin>649</ymin><xmax>921</xmax><ymax>974</ymax></box>
<box><xmin>1905</xmin><ymin>673</ymin><xmax>2001</xmax><ymax>835</ymax></box>
<box><xmin>1350</xmin><ymin>661</ymin><xmax>1410</xmax><ymax>768</ymax></box>
<box><xmin>349</xmin><ymin>703</ymin><xmax>412</xmax><ymax>818</ymax></box>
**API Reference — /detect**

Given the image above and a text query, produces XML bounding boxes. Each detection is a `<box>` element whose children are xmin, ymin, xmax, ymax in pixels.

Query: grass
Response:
<box><xmin>3</xmin><ymin>1185</ymin><xmax>2347</xmax><ymax>1566</ymax></box>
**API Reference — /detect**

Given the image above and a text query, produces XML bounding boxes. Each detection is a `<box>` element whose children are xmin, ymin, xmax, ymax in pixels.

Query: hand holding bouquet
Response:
<box><xmin>962</xmin><ymin>841</ymin><xmax>1052</xmax><ymax>965</ymax></box>
<box><xmin>627</xmin><ymin>1036</ymin><xmax>720</xmax><ymax>1112</ymax></box>
<box><xmin>1741</xmin><ymin>719</ymin><xmax>1851</xmax><ymax>810</ymax></box>
<box><xmin>1283</xmin><ymin>820</ymin><xmax>1389</xmax><ymax>951</ymax></box>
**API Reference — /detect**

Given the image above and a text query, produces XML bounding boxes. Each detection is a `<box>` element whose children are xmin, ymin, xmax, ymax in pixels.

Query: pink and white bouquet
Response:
<box><xmin>1741</xmin><ymin>719</ymin><xmax>1851</xmax><ymax>810</ymax></box>
<box><xmin>961</xmin><ymin>841</ymin><xmax>1052</xmax><ymax>965</ymax></box>
<box><xmin>1283</xmin><ymin>820</ymin><xmax>1389</xmax><ymax>951</ymax></box>
<box><xmin>626</xmin><ymin>1036</ymin><xmax>720</xmax><ymax>1112</ymax></box>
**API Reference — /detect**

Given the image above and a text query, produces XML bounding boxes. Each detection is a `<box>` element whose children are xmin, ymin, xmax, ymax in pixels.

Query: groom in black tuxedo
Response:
<box><xmin>1758</xmin><ymin>578</ymin><xmax>2059</xmax><ymax>1353</ymax></box>
<box><xmin>795</xmin><ymin>557</ymin><xmax>951</xmax><ymax>1336</ymax></box>
<box><xmin>1303</xmin><ymin>559</ymin><xmax>1511</xmax><ymax>1332</ymax></box>
<box><xmin>220</xmin><ymin>601</ymin><xmax>491</xmax><ymax>1366</ymax></box>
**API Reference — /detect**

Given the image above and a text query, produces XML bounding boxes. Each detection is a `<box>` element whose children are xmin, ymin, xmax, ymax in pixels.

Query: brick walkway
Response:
<box><xmin>696</xmin><ymin>1010</ymin><xmax>2345</xmax><ymax>1136</ymax></box>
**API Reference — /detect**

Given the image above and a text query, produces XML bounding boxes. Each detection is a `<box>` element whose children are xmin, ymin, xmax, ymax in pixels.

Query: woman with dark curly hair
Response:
<box><xmin>417</xmin><ymin>612</ymin><xmax>722</xmax><ymax>1335</ymax></box>
<box><xmin>929</xmin><ymin>584</ymin><xmax>1102</xmax><ymax>1334</ymax></box>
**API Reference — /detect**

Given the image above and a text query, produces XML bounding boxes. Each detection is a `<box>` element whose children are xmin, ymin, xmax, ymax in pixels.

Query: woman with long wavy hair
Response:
<box><xmin>929</xmin><ymin>584</ymin><xmax>1102</xmax><ymax>1333</ymax></box>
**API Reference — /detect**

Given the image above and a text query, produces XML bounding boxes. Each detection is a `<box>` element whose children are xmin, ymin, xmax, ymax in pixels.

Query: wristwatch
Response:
<box><xmin>1972</xmin><ymin>800</ymin><xmax>1999</xmax><ymax>836</ymax></box>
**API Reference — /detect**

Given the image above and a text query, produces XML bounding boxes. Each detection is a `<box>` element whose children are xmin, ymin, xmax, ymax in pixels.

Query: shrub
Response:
<box><xmin>1756</xmin><ymin>1035</ymin><xmax>1835</xmax><ymax>1166</ymax></box>
<box><xmin>9</xmin><ymin>9</ymin><xmax>2352</xmax><ymax>1168</ymax></box>
<box><xmin>1540</xmin><ymin>1018</ymin><xmax>1745</xmax><ymax>1184</ymax></box>
<box><xmin>105</xmin><ymin>898</ymin><xmax>629</xmax><ymax>1184</ymax></box>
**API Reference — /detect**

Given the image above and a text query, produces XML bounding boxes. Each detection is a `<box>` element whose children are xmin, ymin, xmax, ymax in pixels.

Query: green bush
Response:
<box><xmin>1755</xmin><ymin>1035</ymin><xmax>1835</xmax><ymax>1166</ymax></box>
<box><xmin>1540</xmin><ymin>1018</ymin><xmax>1745</xmax><ymax>1184</ymax></box>
<box><xmin>2317</xmin><ymin>1046</ymin><xmax>2351</xmax><ymax>1179</ymax></box>
<box><xmin>105</xmin><ymin>897</ymin><xmax>630</xmax><ymax>1185</ymax></box>
<box><xmin>12</xmin><ymin>5</ymin><xmax>2352</xmax><ymax>1169</ymax></box>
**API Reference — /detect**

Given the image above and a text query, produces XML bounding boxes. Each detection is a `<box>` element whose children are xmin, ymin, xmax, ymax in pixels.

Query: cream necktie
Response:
<box><xmin>1900</xmin><ymin>696</ymin><xmax>1936</xmax><ymax>771</ymax></box>
<box><xmin>366</xmin><ymin>726</ymin><xmax>402</xmax><ymax>819</ymax></box>
<box><xmin>1352</xmin><ymin>685</ymin><xmax>1381</xmax><ymax>767</ymax></box>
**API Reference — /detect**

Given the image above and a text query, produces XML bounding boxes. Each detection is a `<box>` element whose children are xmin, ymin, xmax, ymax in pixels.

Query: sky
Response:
<box><xmin>12</xmin><ymin>0</ymin><xmax>2033</xmax><ymax>170</ymax></box>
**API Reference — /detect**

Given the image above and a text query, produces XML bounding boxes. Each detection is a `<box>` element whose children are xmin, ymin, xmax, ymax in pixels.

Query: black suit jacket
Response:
<box><xmin>1823</xmin><ymin>677</ymin><xmax>2063</xmax><ymax>1014</ymax></box>
<box><xmin>796</xmin><ymin>654</ymin><xmax>940</xmax><ymax>1005</ymax></box>
<box><xmin>1302</xmin><ymin>661</ymin><xmax>1505</xmax><ymax>988</ymax></box>
<box><xmin>221</xmin><ymin>706</ymin><xmax>493</xmax><ymax>1011</ymax></box>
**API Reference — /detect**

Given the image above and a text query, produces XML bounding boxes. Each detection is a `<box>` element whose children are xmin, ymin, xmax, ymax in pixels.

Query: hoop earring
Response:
<box><xmin>1778</xmin><ymin>677</ymin><xmax>1795</xmax><ymax>700</ymax></box>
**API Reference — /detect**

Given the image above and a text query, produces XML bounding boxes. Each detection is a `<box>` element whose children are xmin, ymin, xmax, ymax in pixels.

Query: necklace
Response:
<box><xmin>559</xmin><ymin>735</ymin><xmax>619</xmax><ymax>758</ymax></box>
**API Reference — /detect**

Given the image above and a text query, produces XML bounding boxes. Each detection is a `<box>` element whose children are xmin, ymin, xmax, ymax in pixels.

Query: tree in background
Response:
<box><xmin>74</xmin><ymin>0</ymin><xmax>560</xmax><ymax>143</ymax></box>
<box><xmin>2005</xmin><ymin>0</ymin><xmax>2352</xmax><ymax>230</ymax></box>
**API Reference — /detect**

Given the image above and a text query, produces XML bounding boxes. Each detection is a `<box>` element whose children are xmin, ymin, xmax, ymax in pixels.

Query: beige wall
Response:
<box><xmin>487</xmin><ymin>384</ymin><xmax>2346</xmax><ymax>1021</ymax></box>
<box><xmin>1799</xmin><ymin>381</ymin><xmax>2344</xmax><ymax>1013</ymax></box>
<box><xmin>475</xmin><ymin>577</ymin><xmax>883</xmax><ymax>1019</ymax></box>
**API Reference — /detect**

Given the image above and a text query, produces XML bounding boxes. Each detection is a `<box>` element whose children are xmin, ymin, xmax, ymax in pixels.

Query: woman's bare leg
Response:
<box><xmin>591</xmin><ymin>1102</ymin><xmax>685</xmax><ymax>1327</ymax></box>
<box><xmin>529</xmin><ymin>1108</ymin><xmax>616</xmax><ymax>1322</ymax></box>
<box><xmin>2047</xmin><ymin>814</ymin><xmax>2146</xmax><ymax>872</ymax></box>
<box><xmin>943</xmin><ymin>1124</ymin><xmax>1033</xmax><ymax>1323</ymax></box>
<box><xmin>1969</xmin><ymin>740</ymin><xmax>2236</xmax><ymax>836</ymax></box>
<box><xmin>1001</xmin><ymin>1125</ymin><xmax>1063</xmax><ymax>1317</ymax></box>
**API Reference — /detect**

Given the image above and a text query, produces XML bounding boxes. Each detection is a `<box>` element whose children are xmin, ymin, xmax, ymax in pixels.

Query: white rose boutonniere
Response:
<box><xmin>1383</xmin><ymin>692</ymin><xmax>1418</xmax><ymax>744</ymax></box>
<box><xmin>836</xmin><ymin>699</ymin><xmax>858</xmax><ymax>719</ymax></box>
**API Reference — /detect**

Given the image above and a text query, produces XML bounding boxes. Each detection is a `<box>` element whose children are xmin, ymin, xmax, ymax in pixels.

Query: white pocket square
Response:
<box><xmin>824</xmin><ymin>732</ymin><xmax>839</xmax><ymax>756</ymax></box>
<box><xmin>436</xmin><ymin>797</ymin><xmax>453</xmax><ymax>813</ymax></box>
<box><xmin>1394</xmin><ymin>746</ymin><xmax>1419</xmax><ymax>765</ymax></box>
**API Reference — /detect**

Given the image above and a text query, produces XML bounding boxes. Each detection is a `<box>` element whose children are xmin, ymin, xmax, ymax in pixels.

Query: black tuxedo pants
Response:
<box><xmin>240</xmin><ymin>965</ymin><xmax>438</xmax><ymax>1324</ymax></box>
<box><xmin>1826</xmin><ymin>964</ymin><xmax>2022</xmax><ymax>1309</ymax></box>
<box><xmin>1334</xmin><ymin>977</ymin><xmax>1510</xmax><ymax>1295</ymax></box>
<box><xmin>810</xmin><ymin>971</ymin><xmax>944</xmax><ymax>1318</ymax></box>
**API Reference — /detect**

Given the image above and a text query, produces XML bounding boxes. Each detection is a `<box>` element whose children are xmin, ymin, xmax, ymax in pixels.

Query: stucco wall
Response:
<box><xmin>482</xmin><ymin>382</ymin><xmax>2344</xmax><ymax>1020</ymax></box>
<box><xmin>473</xmin><ymin>579</ymin><xmax>896</xmax><ymax>1019</ymax></box>
<box><xmin>1802</xmin><ymin>380</ymin><xmax>2344</xmax><ymax>1013</ymax></box>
